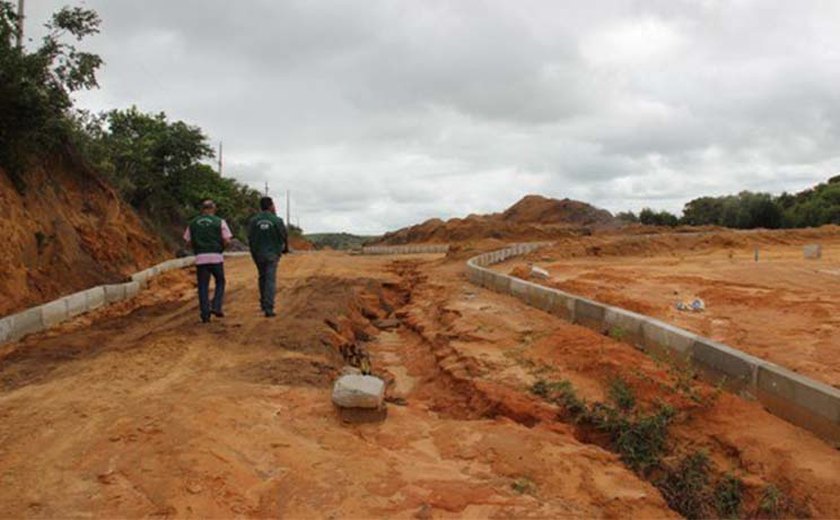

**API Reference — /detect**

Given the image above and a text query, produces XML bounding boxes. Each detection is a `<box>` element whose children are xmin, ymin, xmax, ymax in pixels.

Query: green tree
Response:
<box><xmin>0</xmin><ymin>2</ymin><xmax>102</xmax><ymax>189</ymax></box>
<box><xmin>639</xmin><ymin>208</ymin><xmax>679</xmax><ymax>227</ymax></box>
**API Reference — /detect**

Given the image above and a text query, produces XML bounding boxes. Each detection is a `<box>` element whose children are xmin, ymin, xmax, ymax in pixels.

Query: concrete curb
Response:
<box><xmin>361</xmin><ymin>244</ymin><xmax>450</xmax><ymax>255</ymax></box>
<box><xmin>0</xmin><ymin>253</ymin><xmax>227</xmax><ymax>347</ymax></box>
<box><xmin>465</xmin><ymin>242</ymin><xmax>840</xmax><ymax>444</ymax></box>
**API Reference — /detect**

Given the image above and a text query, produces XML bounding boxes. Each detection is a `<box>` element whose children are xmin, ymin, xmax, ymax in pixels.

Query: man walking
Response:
<box><xmin>248</xmin><ymin>196</ymin><xmax>289</xmax><ymax>317</ymax></box>
<box><xmin>184</xmin><ymin>200</ymin><xmax>232</xmax><ymax>323</ymax></box>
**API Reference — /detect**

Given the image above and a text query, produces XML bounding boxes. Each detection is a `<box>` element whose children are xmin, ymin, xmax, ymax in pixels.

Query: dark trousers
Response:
<box><xmin>255</xmin><ymin>256</ymin><xmax>279</xmax><ymax>312</ymax></box>
<box><xmin>196</xmin><ymin>263</ymin><xmax>225</xmax><ymax>319</ymax></box>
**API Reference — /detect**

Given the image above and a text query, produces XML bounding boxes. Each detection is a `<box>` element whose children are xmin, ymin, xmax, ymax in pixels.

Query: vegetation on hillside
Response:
<box><xmin>622</xmin><ymin>177</ymin><xmax>840</xmax><ymax>230</ymax></box>
<box><xmin>306</xmin><ymin>232</ymin><xmax>379</xmax><ymax>250</ymax></box>
<box><xmin>71</xmin><ymin>108</ymin><xmax>264</xmax><ymax>244</ymax></box>
<box><xmin>0</xmin><ymin>1</ymin><xmax>277</xmax><ymax>248</ymax></box>
<box><xmin>0</xmin><ymin>2</ymin><xmax>102</xmax><ymax>191</ymax></box>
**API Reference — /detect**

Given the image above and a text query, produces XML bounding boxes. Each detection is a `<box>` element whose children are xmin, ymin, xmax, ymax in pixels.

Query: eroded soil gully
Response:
<box><xmin>376</xmin><ymin>257</ymin><xmax>840</xmax><ymax>519</ymax></box>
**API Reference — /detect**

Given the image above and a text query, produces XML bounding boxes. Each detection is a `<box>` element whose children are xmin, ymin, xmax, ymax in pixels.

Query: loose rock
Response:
<box><xmin>530</xmin><ymin>266</ymin><xmax>550</xmax><ymax>280</ymax></box>
<box><xmin>332</xmin><ymin>375</ymin><xmax>385</xmax><ymax>409</ymax></box>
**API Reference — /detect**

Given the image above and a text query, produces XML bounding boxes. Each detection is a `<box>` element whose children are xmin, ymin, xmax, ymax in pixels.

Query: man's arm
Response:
<box><xmin>220</xmin><ymin>220</ymin><xmax>233</xmax><ymax>249</ymax></box>
<box><xmin>183</xmin><ymin>226</ymin><xmax>192</xmax><ymax>247</ymax></box>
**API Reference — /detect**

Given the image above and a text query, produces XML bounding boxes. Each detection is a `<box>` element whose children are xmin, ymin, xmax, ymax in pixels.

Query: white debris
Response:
<box><xmin>804</xmin><ymin>244</ymin><xmax>822</xmax><ymax>259</ymax></box>
<box><xmin>676</xmin><ymin>299</ymin><xmax>706</xmax><ymax>312</ymax></box>
<box><xmin>530</xmin><ymin>266</ymin><xmax>550</xmax><ymax>280</ymax></box>
<box><xmin>332</xmin><ymin>375</ymin><xmax>385</xmax><ymax>409</ymax></box>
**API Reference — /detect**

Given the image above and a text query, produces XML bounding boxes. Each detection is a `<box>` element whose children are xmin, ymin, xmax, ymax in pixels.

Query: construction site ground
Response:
<box><xmin>497</xmin><ymin>233</ymin><xmax>840</xmax><ymax>389</ymax></box>
<box><xmin>1</xmin><ymin>251</ymin><xmax>839</xmax><ymax>518</ymax></box>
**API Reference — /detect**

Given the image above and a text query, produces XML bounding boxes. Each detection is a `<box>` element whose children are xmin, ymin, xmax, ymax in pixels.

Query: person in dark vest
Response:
<box><xmin>248</xmin><ymin>196</ymin><xmax>289</xmax><ymax>317</ymax></box>
<box><xmin>183</xmin><ymin>200</ymin><xmax>232</xmax><ymax>323</ymax></box>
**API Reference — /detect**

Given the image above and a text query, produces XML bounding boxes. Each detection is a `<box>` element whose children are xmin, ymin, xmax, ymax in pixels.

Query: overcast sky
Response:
<box><xmin>25</xmin><ymin>0</ymin><xmax>840</xmax><ymax>234</ymax></box>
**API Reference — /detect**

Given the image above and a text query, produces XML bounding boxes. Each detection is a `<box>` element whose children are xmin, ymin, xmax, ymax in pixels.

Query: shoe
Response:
<box><xmin>264</xmin><ymin>311</ymin><xmax>276</xmax><ymax>318</ymax></box>
<box><xmin>201</xmin><ymin>315</ymin><xmax>211</xmax><ymax>323</ymax></box>
<box><xmin>211</xmin><ymin>310</ymin><xmax>225</xmax><ymax>318</ymax></box>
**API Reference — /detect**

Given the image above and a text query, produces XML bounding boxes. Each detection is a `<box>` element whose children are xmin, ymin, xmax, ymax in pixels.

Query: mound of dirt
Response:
<box><xmin>376</xmin><ymin>194</ymin><xmax>616</xmax><ymax>245</ymax></box>
<box><xmin>0</xmin><ymin>155</ymin><xmax>168</xmax><ymax>316</ymax></box>
<box><xmin>519</xmin><ymin>226</ymin><xmax>840</xmax><ymax>261</ymax></box>
<box><xmin>289</xmin><ymin>235</ymin><xmax>315</xmax><ymax>251</ymax></box>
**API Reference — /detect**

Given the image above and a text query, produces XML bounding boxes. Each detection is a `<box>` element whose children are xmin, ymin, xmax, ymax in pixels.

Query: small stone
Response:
<box><xmin>530</xmin><ymin>266</ymin><xmax>550</xmax><ymax>280</ymax></box>
<box><xmin>186</xmin><ymin>481</ymin><xmax>204</xmax><ymax>494</ymax></box>
<box><xmin>332</xmin><ymin>375</ymin><xmax>385</xmax><ymax>409</ymax></box>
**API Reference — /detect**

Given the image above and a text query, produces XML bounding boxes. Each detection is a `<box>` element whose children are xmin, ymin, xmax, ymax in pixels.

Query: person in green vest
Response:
<box><xmin>248</xmin><ymin>196</ymin><xmax>289</xmax><ymax>317</ymax></box>
<box><xmin>183</xmin><ymin>200</ymin><xmax>232</xmax><ymax>323</ymax></box>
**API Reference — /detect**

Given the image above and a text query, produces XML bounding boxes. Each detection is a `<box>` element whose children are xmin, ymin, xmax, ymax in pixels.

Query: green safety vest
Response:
<box><xmin>189</xmin><ymin>214</ymin><xmax>224</xmax><ymax>255</ymax></box>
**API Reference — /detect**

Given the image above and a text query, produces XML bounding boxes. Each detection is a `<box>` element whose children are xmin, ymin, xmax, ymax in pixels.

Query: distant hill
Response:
<box><xmin>375</xmin><ymin>194</ymin><xmax>616</xmax><ymax>245</ymax></box>
<box><xmin>306</xmin><ymin>233</ymin><xmax>380</xmax><ymax>250</ymax></box>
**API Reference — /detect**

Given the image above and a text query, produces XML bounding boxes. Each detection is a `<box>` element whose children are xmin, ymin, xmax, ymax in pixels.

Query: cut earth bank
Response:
<box><xmin>0</xmin><ymin>251</ymin><xmax>837</xmax><ymax>518</ymax></box>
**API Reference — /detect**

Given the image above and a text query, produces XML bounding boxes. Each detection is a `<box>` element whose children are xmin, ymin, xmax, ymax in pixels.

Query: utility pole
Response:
<box><xmin>264</xmin><ymin>181</ymin><xmax>269</xmax><ymax>196</ymax></box>
<box><xmin>218</xmin><ymin>141</ymin><xmax>223</xmax><ymax>176</ymax></box>
<box><xmin>16</xmin><ymin>0</ymin><xmax>24</xmax><ymax>48</ymax></box>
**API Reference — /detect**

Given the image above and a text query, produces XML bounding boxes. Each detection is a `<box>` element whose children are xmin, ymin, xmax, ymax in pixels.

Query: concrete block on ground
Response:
<box><xmin>131</xmin><ymin>269</ymin><xmax>151</xmax><ymax>287</ymax></box>
<box><xmin>803</xmin><ymin>244</ymin><xmax>822</xmax><ymax>259</ymax></box>
<box><xmin>479</xmin><ymin>269</ymin><xmax>495</xmax><ymax>289</ymax></box>
<box><xmin>604</xmin><ymin>307</ymin><xmax>646</xmax><ymax>347</ymax></box>
<box><xmin>691</xmin><ymin>337</ymin><xmax>759</xmax><ymax>390</ymax></box>
<box><xmin>528</xmin><ymin>284</ymin><xmax>554</xmax><ymax>312</ymax></box>
<box><xmin>509</xmin><ymin>277</ymin><xmax>530</xmax><ymax>302</ymax></box>
<box><xmin>181</xmin><ymin>256</ymin><xmax>196</xmax><ymax>267</ymax></box>
<box><xmin>492</xmin><ymin>273</ymin><xmax>512</xmax><ymax>293</ymax></box>
<box><xmin>9</xmin><ymin>308</ymin><xmax>44</xmax><ymax>341</ymax></box>
<box><xmin>124</xmin><ymin>281</ymin><xmax>141</xmax><ymax>299</ymax></box>
<box><xmin>0</xmin><ymin>316</ymin><xmax>12</xmax><ymax>344</ymax></box>
<box><xmin>574</xmin><ymin>298</ymin><xmax>608</xmax><ymax>332</ymax></box>
<box><xmin>40</xmin><ymin>299</ymin><xmax>69</xmax><ymax>328</ymax></box>
<box><xmin>85</xmin><ymin>287</ymin><xmax>106</xmax><ymax>311</ymax></box>
<box><xmin>640</xmin><ymin>319</ymin><xmax>697</xmax><ymax>362</ymax></box>
<box><xmin>66</xmin><ymin>291</ymin><xmax>89</xmax><ymax>317</ymax></box>
<box><xmin>104</xmin><ymin>284</ymin><xmax>127</xmax><ymax>304</ymax></box>
<box><xmin>546</xmin><ymin>289</ymin><xmax>575</xmax><ymax>322</ymax></box>
<box><xmin>156</xmin><ymin>259</ymin><xmax>178</xmax><ymax>272</ymax></box>
<box><xmin>756</xmin><ymin>363</ymin><xmax>840</xmax><ymax>443</ymax></box>
<box><xmin>332</xmin><ymin>375</ymin><xmax>385</xmax><ymax>409</ymax></box>
<box><xmin>466</xmin><ymin>266</ymin><xmax>481</xmax><ymax>285</ymax></box>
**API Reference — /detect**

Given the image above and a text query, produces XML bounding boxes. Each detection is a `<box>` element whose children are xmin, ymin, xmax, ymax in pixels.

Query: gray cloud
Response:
<box><xmin>24</xmin><ymin>0</ymin><xmax>840</xmax><ymax>233</ymax></box>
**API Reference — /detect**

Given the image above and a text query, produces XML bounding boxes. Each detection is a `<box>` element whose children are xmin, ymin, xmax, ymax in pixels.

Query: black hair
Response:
<box><xmin>260</xmin><ymin>196</ymin><xmax>274</xmax><ymax>211</ymax></box>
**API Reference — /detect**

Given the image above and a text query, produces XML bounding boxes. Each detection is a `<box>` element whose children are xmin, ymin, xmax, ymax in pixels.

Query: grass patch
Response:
<box><xmin>714</xmin><ymin>473</ymin><xmax>744</xmax><ymax>519</ymax></box>
<box><xmin>511</xmin><ymin>476</ymin><xmax>537</xmax><ymax>495</ymax></box>
<box><xmin>531</xmin><ymin>376</ymin><xmax>673</xmax><ymax>473</ymax></box>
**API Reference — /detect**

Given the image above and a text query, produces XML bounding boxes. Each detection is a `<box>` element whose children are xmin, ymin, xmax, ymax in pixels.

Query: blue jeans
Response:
<box><xmin>196</xmin><ymin>263</ymin><xmax>225</xmax><ymax>319</ymax></box>
<box><xmin>255</xmin><ymin>256</ymin><xmax>279</xmax><ymax>313</ymax></box>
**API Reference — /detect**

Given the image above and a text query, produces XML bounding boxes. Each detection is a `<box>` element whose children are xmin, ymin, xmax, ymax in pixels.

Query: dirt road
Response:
<box><xmin>1</xmin><ymin>251</ymin><xmax>838</xmax><ymax>518</ymax></box>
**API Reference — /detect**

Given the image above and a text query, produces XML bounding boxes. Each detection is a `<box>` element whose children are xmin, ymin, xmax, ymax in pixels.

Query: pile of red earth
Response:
<box><xmin>376</xmin><ymin>194</ymin><xmax>617</xmax><ymax>245</ymax></box>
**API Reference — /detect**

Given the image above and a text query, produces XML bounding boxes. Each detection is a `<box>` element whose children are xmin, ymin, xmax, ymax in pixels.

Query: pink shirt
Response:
<box><xmin>184</xmin><ymin>219</ymin><xmax>233</xmax><ymax>265</ymax></box>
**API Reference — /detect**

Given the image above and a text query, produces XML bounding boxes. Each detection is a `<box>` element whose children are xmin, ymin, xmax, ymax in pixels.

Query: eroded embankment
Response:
<box><xmin>393</xmin><ymin>256</ymin><xmax>840</xmax><ymax>519</ymax></box>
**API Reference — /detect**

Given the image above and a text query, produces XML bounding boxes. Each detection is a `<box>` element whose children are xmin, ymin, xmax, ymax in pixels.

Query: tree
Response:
<box><xmin>616</xmin><ymin>211</ymin><xmax>639</xmax><ymax>224</ymax></box>
<box><xmin>639</xmin><ymin>208</ymin><xmax>679</xmax><ymax>227</ymax></box>
<box><xmin>0</xmin><ymin>2</ymin><xmax>102</xmax><ymax>189</ymax></box>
